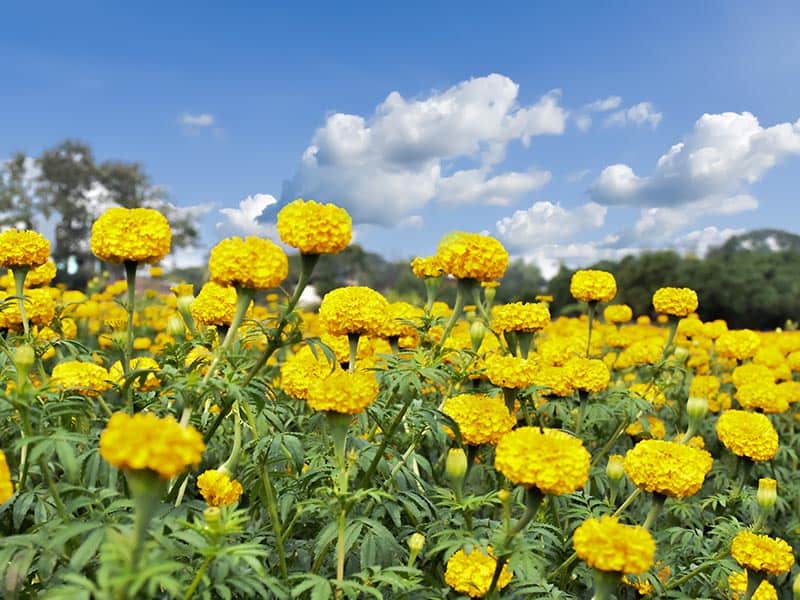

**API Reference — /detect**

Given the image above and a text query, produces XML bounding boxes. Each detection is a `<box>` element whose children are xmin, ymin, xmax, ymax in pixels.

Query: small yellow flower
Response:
<box><xmin>652</xmin><ymin>287</ymin><xmax>698</xmax><ymax>317</ymax></box>
<box><xmin>573</xmin><ymin>516</ymin><xmax>655</xmax><ymax>574</ymax></box>
<box><xmin>570</xmin><ymin>269</ymin><xmax>616</xmax><ymax>303</ymax></box>
<box><xmin>444</xmin><ymin>547</ymin><xmax>512</xmax><ymax>598</ymax></box>
<box><xmin>0</xmin><ymin>450</ymin><xmax>14</xmax><ymax>503</ymax></box>
<box><xmin>90</xmin><ymin>208</ymin><xmax>171</xmax><ymax>264</ymax></box>
<box><xmin>731</xmin><ymin>530</ymin><xmax>794</xmax><ymax>576</ymax></box>
<box><xmin>0</xmin><ymin>230</ymin><xmax>50</xmax><ymax>269</ymax></box>
<box><xmin>197</xmin><ymin>469</ymin><xmax>244</xmax><ymax>506</ymax></box>
<box><xmin>276</xmin><ymin>198</ymin><xmax>352</xmax><ymax>254</ymax></box>
<box><xmin>435</xmin><ymin>231</ymin><xmax>509</xmax><ymax>282</ymax></box>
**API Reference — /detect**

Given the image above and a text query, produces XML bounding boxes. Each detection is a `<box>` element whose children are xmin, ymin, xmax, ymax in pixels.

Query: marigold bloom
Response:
<box><xmin>491</xmin><ymin>302</ymin><xmax>550</xmax><ymax>333</ymax></box>
<box><xmin>570</xmin><ymin>269</ymin><xmax>617</xmax><ymax>303</ymax></box>
<box><xmin>99</xmin><ymin>412</ymin><xmax>205</xmax><ymax>479</ymax></box>
<box><xmin>306</xmin><ymin>368</ymin><xmax>378</xmax><ymax>414</ymax></box>
<box><xmin>410</xmin><ymin>256</ymin><xmax>444</xmax><ymax>279</ymax></box>
<box><xmin>90</xmin><ymin>208</ymin><xmax>171</xmax><ymax>264</ymax></box>
<box><xmin>495</xmin><ymin>427</ymin><xmax>590</xmax><ymax>495</ymax></box>
<box><xmin>442</xmin><ymin>394</ymin><xmax>515</xmax><ymax>445</ymax></box>
<box><xmin>652</xmin><ymin>287</ymin><xmax>698</xmax><ymax>317</ymax></box>
<box><xmin>0</xmin><ymin>450</ymin><xmax>13</xmax><ymax>503</ymax></box>
<box><xmin>0</xmin><ymin>229</ymin><xmax>50</xmax><ymax>269</ymax></box>
<box><xmin>281</xmin><ymin>346</ymin><xmax>331</xmax><ymax>400</ymax></box>
<box><xmin>50</xmin><ymin>361</ymin><xmax>112</xmax><ymax>396</ymax></box>
<box><xmin>689</xmin><ymin>375</ymin><xmax>720</xmax><ymax>399</ymax></box>
<box><xmin>573</xmin><ymin>516</ymin><xmax>655</xmax><ymax>574</ymax></box>
<box><xmin>435</xmin><ymin>231</ymin><xmax>509</xmax><ymax>282</ymax></box>
<box><xmin>110</xmin><ymin>357</ymin><xmax>160</xmax><ymax>391</ymax></box>
<box><xmin>444</xmin><ymin>547</ymin><xmax>512</xmax><ymax>598</ymax></box>
<box><xmin>208</xmin><ymin>236</ymin><xmax>288</xmax><ymax>290</ymax></box>
<box><xmin>716</xmin><ymin>410</ymin><xmax>779</xmax><ymax>462</ymax></box>
<box><xmin>0</xmin><ymin>288</ymin><xmax>56</xmax><ymax>330</ymax></box>
<box><xmin>728</xmin><ymin>570</ymin><xmax>777</xmax><ymax>600</ymax></box>
<box><xmin>318</xmin><ymin>286</ymin><xmax>389</xmax><ymax>336</ymax></box>
<box><xmin>276</xmin><ymin>198</ymin><xmax>351</xmax><ymax>254</ymax></box>
<box><xmin>190</xmin><ymin>282</ymin><xmax>239</xmax><ymax>327</ymax></box>
<box><xmin>716</xmin><ymin>329</ymin><xmax>761</xmax><ymax>361</ymax></box>
<box><xmin>732</xmin><ymin>363</ymin><xmax>774</xmax><ymax>388</ymax></box>
<box><xmin>736</xmin><ymin>381</ymin><xmax>787</xmax><ymax>413</ymax></box>
<box><xmin>604</xmin><ymin>304</ymin><xmax>633</xmax><ymax>324</ymax></box>
<box><xmin>532</xmin><ymin>365</ymin><xmax>574</xmax><ymax>396</ymax></box>
<box><xmin>564</xmin><ymin>357</ymin><xmax>610</xmax><ymax>393</ymax></box>
<box><xmin>197</xmin><ymin>469</ymin><xmax>244</xmax><ymax>506</ymax></box>
<box><xmin>625</xmin><ymin>416</ymin><xmax>666</xmax><ymax>440</ymax></box>
<box><xmin>623</xmin><ymin>439</ymin><xmax>712</xmax><ymax>498</ymax></box>
<box><xmin>731</xmin><ymin>530</ymin><xmax>794</xmax><ymax>576</ymax></box>
<box><xmin>378</xmin><ymin>301</ymin><xmax>422</xmax><ymax>339</ymax></box>
<box><xmin>483</xmin><ymin>353</ymin><xmax>537</xmax><ymax>389</ymax></box>
<box><xmin>3</xmin><ymin>260</ymin><xmax>57</xmax><ymax>288</ymax></box>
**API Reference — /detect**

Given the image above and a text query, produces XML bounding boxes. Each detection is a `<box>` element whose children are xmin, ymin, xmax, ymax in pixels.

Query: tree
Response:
<box><xmin>0</xmin><ymin>152</ymin><xmax>44</xmax><ymax>230</ymax></box>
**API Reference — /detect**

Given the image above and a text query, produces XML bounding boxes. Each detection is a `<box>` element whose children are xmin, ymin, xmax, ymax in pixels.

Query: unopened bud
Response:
<box><xmin>408</xmin><ymin>532</ymin><xmax>425</xmax><ymax>553</ymax></box>
<box><xmin>204</xmin><ymin>506</ymin><xmax>221</xmax><ymax>524</ymax></box>
<box><xmin>794</xmin><ymin>572</ymin><xmax>800</xmax><ymax>599</ymax></box>
<box><xmin>14</xmin><ymin>344</ymin><xmax>35</xmax><ymax>370</ymax></box>
<box><xmin>673</xmin><ymin>346</ymin><xmax>689</xmax><ymax>361</ymax></box>
<box><xmin>166</xmin><ymin>315</ymin><xmax>185</xmax><ymax>337</ymax></box>
<box><xmin>445</xmin><ymin>447</ymin><xmax>468</xmax><ymax>484</ymax></box>
<box><xmin>686</xmin><ymin>396</ymin><xmax>709</xmax><ymax>421</ymax></box>
<box><xmin>483</xmin><ymin>286</ymin><xmax>497</xmax><ymax>304</ymax></box>
<box><xmin>469</xmin><ymin>320</ymin><xmax>486</xmax><ymax>352</ymax></box>
<box><xmin>497</xmin><ymin>489</ymin><xmax>511</xmax><ymax>504</ymax></box>
<box><xmin>606</xmin><ymin>454</ymin><xmax>625</xmax><ymax>481</ymax></box>
<box><xmin>177</xmin><ymin>294</ymin><xmax>195</xmax><ymax>314</ymax></box>
<box><xmin>757</xmin><ymin>478</ymin><xmax>778</xmax><ymax>511</ymax></box>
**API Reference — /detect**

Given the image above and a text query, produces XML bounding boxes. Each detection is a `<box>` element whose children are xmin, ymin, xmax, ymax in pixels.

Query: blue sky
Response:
<box><xmin>2</xmin><ymin>2</ymin><xmax>799</xmax><ymax>276</ymax></box>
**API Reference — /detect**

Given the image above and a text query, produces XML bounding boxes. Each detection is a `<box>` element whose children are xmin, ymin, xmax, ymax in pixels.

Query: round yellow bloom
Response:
<box><xmin>99</xmin><ymin>412</ymin><xmax>205</xmax><ymax>479</ymax></box>
<box><xmin>532</xmin><ymin>365</ymin><xmax>574</xmax><ymax>397</ymax></box>
<box><xmin>716</xmin><ymin>330</ymin><xmax>761</xmax><ymax>361</ymax></box>
<box><xmin>378</xmin><ymin>301</ymin><xmax>422</xmax><ymax>339</ymax></box>
<box><xmin>90</xmin><ymin>208</ymin><xmax>171</xmax><ymax>264</ymax></box>
<box><xmin>110</xmin><ymin>357</ymin><xmax>160</xmax><ymax>391</ymax></box>
<box><xmin>444</xmin><ymin>547</ymin><xmax>512</xmax><ymax>598</ymax></box>
<box><xmin>716</xmin><ymin>410</ymin><xmax>778</xmax><ymax>462</ymax></box>
<box><xmin>276</xmin><ymin>198</ymin><xmax>351</xmax><ymax>254</ymax></box>
<box><xmin>625</xmin><ymin>416</ymin><xmax>666</xmax><ymax>440</ymax></box>
<box><xmin>281</xmin><ymin>346</ymin><xmax>331</xmax><ymax>400</ymax></box>
<box><xmin>318</xmin><ymin>286</ymin><xmax>389</xmax><ymax>336</ymax></box>
<box><xmin>604</xmin><ymin>304</ymin><xmax>633</xmax><ymax>324</ymax></box>
<box><xmin>652</xmin><ymin>287</ymin><xmax>698</xmax><ymax>317</ymax></box>
<box><xmin>483</xmin><ymin>353</ymin><xmax>537</xmax><ymax>389</ymax></box>
<box><xmin>0</xmin><ymin>229</ymin><xmax>50</xmax><ymax>269</ymax></box>
<box><xmin>731</xmin><ymin>530</ymin><xmax>794</xmax><ymax>576</ymax></box>
<box><xmin>495</xmin><ymin>427</ymin><xmax>590</xmax><ymax>495</ymax></box>
<box><xmin>570</xmin><ymin>270</ymin><xmax>617</xmax><ymax>303</ymax></box>
<box><xmin>728</xmin><ymin>570</ymin><xmax>777</xmax><ymax>600</ymax></box>
<box><xmin>623</xmin><ymin>439</ymin><xmax>713</xmax><ymax>498</ymax></box>
<box><xmin>573</xmin><ymin>516</ymin><xmax>655</xmax><ymax>574</ymax></box>
<box><xmin>736</xmin><ymin>381</ymin><xmax>787</xmax><ymax>413</ymax></box>
<box><xmin>689</xmin><ymin>375</ymin><xmax>720</xmax><ymax>399</ymax></box>
<box><xmin>209</xmin><ymin>236</ymin><xmax>288</xmax><ymax>290</ymax></box>
<box><xmin>50</xmin><ymin>361</ymin><xmax>112</xmax><ymax>396</ymax></box>
<box><xmin>0</xmin><ymin>288</ymin><xmax>56</xmax><ymax>330</ymax></box>
<box><xmin>410</xmin><ymin>256</ymin><xmax>443</xmax><ymax>279</ymax></box>
<box><xmin>435</xmin><ymin>231</ymin><xmax>509</xmax><ymax>282</ymax></box>
<box><xmin>442</xmin><ymin>394</ymin><xmax>515</xmax><ymax>446</ymax></box>
<box><xmin>491</xmin><ymin>302</ymin><xmax>550</xmax><ymax>333</ymax></box>
<box><xmin>197</xmin><ymin>469</ymin><xmax>244</xmax><ymax>506</ymax></box>
<box><xmin>4</xmin><ymin>260</ymin><xmax>57</xmax><ymax>288</ymax></box>
<box><xmin>190</xmin><ymin>282</ymin><xmax>239</xmax><ymax>327</ymax></box>
<box><xmin>565</xmin><ymin>357</ymin><xmax>610</xmax><ymax>393</ymax></box>
<box><xmin>306</xmin><ymin>368</ymin><xmax>378</xmax><ymax>414</ymax></box>
<box><xmin>0</xmin><ymin>450</ymin><xmax>14</xmax><ymax>504</ymax></box>
<box><xmin>732</xmin><ymin>363</ymin><xmax>773</xmax><ymax>388</ymax></box>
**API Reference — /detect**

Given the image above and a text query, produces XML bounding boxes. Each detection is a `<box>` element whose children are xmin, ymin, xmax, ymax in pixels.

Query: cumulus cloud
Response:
<box><xmin>633</xmin><ymin>195</ymin><xmax>758</xmax><ymax>240</ymax></box>
<box><xmin>217</xmin><ymin>194</ymin><xmax>277</xmax><ymax>237</ymax></box>
<box><xmin>605</xmin><ymin>102</ymin><xmax>662</xmax><ymax>128</ymax></box>
<box><xmin>496</xmin><ymin>201</ymin><xmax>607</xmax><ymax>248</ymax></box>
<box><xmin>282</xmin><ymin>74</ymin><xmax>567</xmax><ymax>224</ymax></box>
<box><xmin>180</xmin><ymin>113</ymin><xmax>215</xmax><ymax>127</ymax></box>
<box><xmin>673</xmin><ymin>226</ymin><xmax>744</xmax><ymax>257</ymax></box>
<box><xmin>591</xmin><ymin>111</ymin><xmax>800</xmax><ymax>206</ymax></box>
<box><xmin>584</xmin><ymin>96</ymin><xmax>622</xmax><ymax>112</ymax></box>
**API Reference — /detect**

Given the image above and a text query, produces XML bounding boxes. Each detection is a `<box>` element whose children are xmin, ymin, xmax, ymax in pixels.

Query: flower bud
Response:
<box><xmin>686</xmin><ymin>396</ymin><xmax>709</xmax><ymax>421</ymax></box>
<box><xmin>757</xmin><ymin>477</ymin><xmax>778</xmax><ymax>511</ymax></box>
<box><xmin>204</xmin><ymin>506</ymin><xmax>221</xmax><ymax>524</ymax></box>
<box><xmin>793</xmin><ymin>572</ymin><xmax>800</xmax><ymax>600</ymax></box>
<box><xmin>445</xmin><ymin>447</ymin><xmax>468</xmax><ymax>485</ymax></box>
<box><xmin>606</xmin><ymin>454</ymin><xmax>625</xmax><ymax>481</ymax></box>
<box><xmin>672</xmin><ymin>346</ymin><xmax>689</xmax><ymax>361</ymax></box>
<box><xmin>408</xmin><ymin>532</ymin><xmax>425</xmax><ymax>554</ymax></box>
<box><xmin>469</xmin><ymin>320</ymin><xmax>486</xmax><ymax>352</ymax></box>
<box><xmin>166</xmin><ymin>315</ymin><xmax>185</xmax><ymax>337</ymax></box>
<box><xmin>14</xmin><ymin>344</ymin><xmax>35</xmax><ymax>371</ymax></box>
<box><xmin>483</xmin><ymin>286</ymin><xmax>497</xmax><ymax>304</ymax></box>
<box><xmin>497</xmin><ymin>489</ymin><xmax>511</xmax><ymax>504</ymax></box>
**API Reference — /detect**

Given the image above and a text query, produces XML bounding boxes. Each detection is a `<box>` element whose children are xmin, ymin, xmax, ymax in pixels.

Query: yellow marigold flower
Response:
<box><xmin>716</xmin><ymin>410</ymin><xmax>779</xmax><ymax>462</ymax></box>
<box><xmin>491</xmin><ymin>302</ymin><xmax>550</xmax><ymax>333</ymax></box>
<box><xmin>149</xmin><ymin>265</ymin><xmax>163</xmax><ymax>277</ymax></box>
<box><xmin>318</xmin><ymin>286</ymin><xmax>389</xmax><ymax>336</ymax></box>
<box><xmin>441</xmin><ymin>394</ymin><xmax>515</xmax><ymax>445</ymax></box>
<box><xmin>51</xmin><ymin>361</ymin><xmax>111</xmax><ymax>396</ymax></box>
<box><xmin>208</xmin><ymin>236</ymin><xmax>288</xmax><ymax>290</ymax></box>
<box><xmin>378</xmin><ymin>301</ymin><xmax>422</xmax><ymax>339</ymax></box>
<box><xmin>190</xmin><ymin>282</ymin><xmax>239</xmax><ymax>327</ymax></box>
<box><xmin>564</xmin><ymin>357</ymin><xmax>610</xmax><ymax>393</ymax></box>
<box><xmin>281</xmin><ymin>346</ymin><xmax>331</xmax><ymax>400</ymax></box>
<box><xmin>483</xmin><ymin>353</ymin><xmax>537</xmax><ymax>389</ymax></box>
<box><xmin>539</xmin><ymin>336</ymin><xmax>584</xmax><ymax>366</ymax></box>
<box><xmin>133</xmin><ymin>337</ymin><xmax>152</xmax><ymax>351</ymax></box>
<box><xmin>0</xmin><ymin>229</ymin><xmax>50</xmax><ymax>269</ymax></box>
<box><xmin>0</xmin><ymin>288</ymin><xmax>56</xmax><ymax>330</ymax></box>
<box><xmin>702</xmin><ymin>319</ymin><xmax>727</xmax><ymax>339</ymax></box>
<box><xmin>90</xmin><ymin>208</ymin><xmax>171</xmax><ymax>264</ymax></box>
<box><xmin>623</xmin><ymin>439</ymin><xmax>712</xmax><ymax>498</ymax></box>
<box><xmin>736</xmin><ymin>381</ymin><xmax>787</xmax><ymax>413</ymax></box>
<box><xmin>732</xmin><ymin>363</ymin><xmax>774</xmax><ymax>388</ymax></box>
<box><xmin>110</xmin><ymin>357</ymin><xmax>160</xmax><ymax>391</ymax></box>
<box><xmin>532</xmin><ymin>364</ymin><xmax>574</xmax><ymax>396</ymax></box>
<box><xmin>306</xmin><ymin>368</ymin><xmax>378</xmax><ymax>414</ymax></box>
<box><xmin>604</xmin><ymin>304</ymin><xmax>633</xmax><ymax>324</ymax></box>
<box><xmin>99</xmin><ymin>412</ymin><xmax>205</xmax><ymax>479</ymax></box>
<box><xmin>0</xmin><ymin>450</ymin><xmax>14</xmax><ymax>504</ymax></box>
<box><xmin>717</xmin><ymin>330</ymin><xmax>761</xmax><ymax>361</ymax></box>
<box><xmin>689</xmin><ymin>375</ymin><xmax>720</xmax><ymax>399</ymax></box>
<box><xmin>197</xmin><ymin>469</ymin><xmax>244</xmax><ymax>506</ymax></box>
<box><xmin>652</xmin><ymin>287</ymin><xmax>698</xmax><ymax>317</ymax></box>
<box><xmin>276</xmin><ymin>198</ymin><xmax>351</xmax><ymax>254</ymax></box>
<box><xmin>628</xmin><ymin>382</ymin><xmax>667</xmax><ymax>407</ymax></box>
<box><xmin>728</xmin><ymin>570</ymin><xmax>777</xmax><ymax>600</ymax></box>
<box><xmin>626</xmin><ymin>416</ymin><xmax>666</xmax><ymax>440</ymax></box>
<box><xmin>787</xmin><ymin>350</ymin><xmax>800</xmax><ymax>372</ymax></box>
<box><xmin>731</xmin><ymin>530</ymin><xmax>794</xmax><ymax>576</ymax></box>
<box><xmin>410</xmin><ymin>256</ymin><xmax>444</xmax><ymax>279</ymax></box>
<box><xmin>573</xmin><ymin>516</ymin><xmax>655</xmax><ymax>574</ymax></box>
<box><xmin>4</xmin><ymin>259</ymin><xmax>57</xmax><ymax>288</ymax></box>
<box><xmin>495</xmin><ymin>427</ymin><xmax>590</xmax><ymax>495</ymax></box>
<box><xmin>435</xmin><ymin>231</ymin><xmax>509</xmax><ymax>282</ymax></box>
<box><xmin>444</xmin><ymin>547</ymin><xmax>512</xmax><ymax>598</ymax></box>
<box><xmin>777</xmin><ymin>381</ymin><xmax>800</xmax><ymax>405</ymax></box>
<box><xmin>171</xmin><ymin>282</ymin><xmax>194</xmax><ymax>299</ymax></box>
<box><xmin>570</xmin><ymin>269</ymin><xmax>617</xmax><ymax>303</ymax></box>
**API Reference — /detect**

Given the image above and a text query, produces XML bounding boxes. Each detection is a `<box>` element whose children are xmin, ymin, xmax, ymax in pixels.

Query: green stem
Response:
<box><xmin>328</xmin><ymin>412</ymin><xmax>351</xmax><ymax>597</ymax></box>
<box><xmin>358</xmin><ymin>391</ymin><xmax>415</xmax><ymax>489</ymax></box>
<box><xmin>642</xmin><ymin>493</ymin><xmax>665</xmax><ymax>530</ymax></box>
<box><xmin>261</xmin><ymin>464</ymin><xmax>289</xmax><ymax>578</ymax></box>
<box><xmin>184</xmin><ymin>554</ymin><xmax>213</xmax><ymax>600</ymax></box>
<box><xmin>591</xmin><ymin>569</ymin><xmax>618</xmax><ymax>600</ymax></box>
<box><xmin>347</xmin><ymin>333</ymin><xmax>359</xmax><ymax>373</ymax></box>
<box><xmin>655</xmin><ymin>551</ymin><xmax>727</xmax><ymax>593</ymax></box>
<box><xmin>39</xmin><ymin>455</ymin><xmax>68</xmax><ymax>520</ymax></box>
<box><xmin>18</xmin><ymin>407</ymin><xmax>32</xmax><ymax>490</ymax></box>
<box><xmin>12</xmin><ymin>267</ymin><xmax>30</xmax><ymax>338</ymax></box>
<box><xmin>436</xmin><ymin>279</ymin><xmax>472</xmax><ymax>350</ymax></box>
<box><xmin>123</xmin><ymin>260</ymin><xmax>138</xmax><ymax>413</ymax></box>
<box><xmin>743</xmin><ymin>569</ymin><xmax>765</xmax><ymax>600</ymax></box>
<box><xmin>586</xmin><ymin>301</ymin><xmax>597</xmax><ymax>358</ymax></box>
<box><xmin>661</xmin><ymin>316</ymin><xmax>679</xmax><ymax>361</ymax></box>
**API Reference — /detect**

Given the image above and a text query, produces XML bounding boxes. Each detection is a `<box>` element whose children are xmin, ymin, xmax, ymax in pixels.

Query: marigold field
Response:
<box><xmin>1</xmin><ymin>200</ymin><xmax>800</xmax><ymax>599</ymax></box>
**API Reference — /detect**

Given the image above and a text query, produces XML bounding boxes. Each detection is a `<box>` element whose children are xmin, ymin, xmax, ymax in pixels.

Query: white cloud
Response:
<box><xmin>605</xmin><ymin>102</ymin><xmax>662</xmax><ymax>128</ymax></box>
<box><xmin>584</xmin><ymin>96</ymin><xmax>622</xmax><ymax>112</ymax></box>
<box><xmin>592</xmin><ymin>112</ymin><xmax>800</xmax><ymax>206</ymax></box>
<box><xmin>633</xmin><ymin>194</ymin><xmax>758</xmax><ymax>239</ymax></box>
<box><xmin>399</xmin><ymin>215</ymin><xmax>424</xmax><ymax>228</ymax></box>
<box><xmin>566</xmin><ymin>169</ymin><xmax>591</xmax><ymax>183</ymax></box>
<box><xmin>574</xmin><ymin>115</ymin><xmax>592</xmax><ymax>132</ymax></box>
<box><xmin>217</xmin><ymin>194</ymin><xmax>277</xmax><ymax>237</ymax></box>
<box><xmin>673</xmin><ymin>226</ymin><xmax>744</xmax><ymax>257</ymax></box>
<box><xmin>180</xmin><ymin>113</ymin><xmax>215</xmax><ymax>127</ymax></box>
<box><xmin>496</xmin><ymin>201</ymin><xmax>607</xmax><ymax>249</ymax></box>
<box><xmin>282</xmin><ymin>74</ymin><xmax>567</xmax><ymax>225</ymax></box>
<box><xmin>509</xmin><ymin>237</ymin><xmax>639</xmax><ymax>280</ymax></box>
